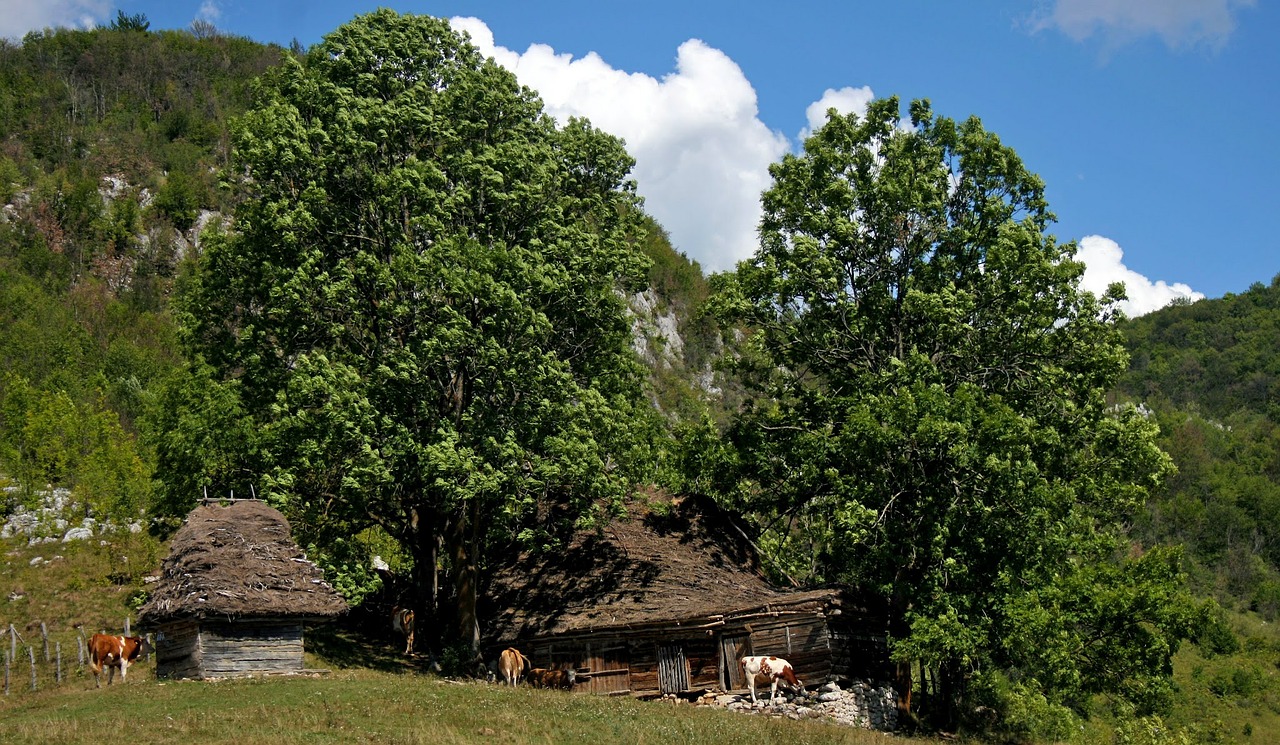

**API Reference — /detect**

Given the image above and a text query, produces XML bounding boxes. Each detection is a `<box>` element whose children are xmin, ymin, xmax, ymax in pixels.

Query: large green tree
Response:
<box><xmin>707</xmin><ymin>97</ymin><xmax>1195</xmax><ymax>724</ymax></box>
<box><xmin>166</xmin><ymin>10</ymin><xmax>649</xmax><ymax>654</ymax></box>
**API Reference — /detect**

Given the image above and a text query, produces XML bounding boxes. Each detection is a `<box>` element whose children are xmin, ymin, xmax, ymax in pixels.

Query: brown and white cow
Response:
<box><xmin>527</xmin><ymin>667</ymin><xmax>577</xmax><ymax>690</ymax></box>
<box><xmin>740</xmin><ymin>655</ymin><xmax>804</xmax><ymax>705</ymax></box>
<box><xmin>497</xmin><ymin>647</ymin><xmax>529</xmax><ymax>687</ymax></box>
<box><xmin>391</xmin><ymin>606</ymin><xmax>415</xmax><ymax>655</ymax></box>
<box><xmin>88</xmin><ymin>633</ymin><xmax>146</xmax><ymax>688</ymax></box>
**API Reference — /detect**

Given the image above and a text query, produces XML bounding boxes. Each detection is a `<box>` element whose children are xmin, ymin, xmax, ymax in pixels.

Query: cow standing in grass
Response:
<box><xmin>497</xmin><ymin>647</ymin><xmax>529</xmax><ymax>687</ymax></box>
<box><xmin>391</xmin><ymin>606</ymin><xmax>415</xmax><ymax>655</ymax></box>
<box><xmin>88</xmin><ymin>633</ymin><xmax>146</xmax><ymax>688</ymax></box>
<box><xmin>740</xmin><ymin>655</ymin><xmax>803</xmax><ymax>705</ymax></box>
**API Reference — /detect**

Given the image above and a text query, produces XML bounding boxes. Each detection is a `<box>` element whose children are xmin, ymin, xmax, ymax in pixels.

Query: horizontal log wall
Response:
<box><xmin>155</xmin><ymin>620</ymin><xmax>203</xmax><ymax>680</ymax></box>
<box><xmin>155</xmin><ymin>619</ymin><xmax>305</xmax><ymax>679</ymax></box>
<box><xmin>502</xmin><ymin>606</ymin><xmax>888</xmax><ymax>696</ymax></box>
<box><xmin>200</xmin><ymin>621</ymin><xmax>303</xmax><ymax>676</ymax></box>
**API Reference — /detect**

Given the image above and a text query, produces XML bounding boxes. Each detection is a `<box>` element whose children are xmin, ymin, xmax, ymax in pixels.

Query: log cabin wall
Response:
<box><xmin>492</xmin><ymin>591</ymin><xmax>890</xmax><ymax>696</ymax></box>
<box><xmin>154</xmin><ymin>619</ymin><xmax>203</xmax><ymax>680</ymax></box>
<box><xmin>154</xmin><ymin>619</ymin><xmax>304</xmax><ymax>679</ymax></box>
<box><xmin>199</xmin><ymin>620</ymin><xmax>304</xmax><ymax>677</ymax></box>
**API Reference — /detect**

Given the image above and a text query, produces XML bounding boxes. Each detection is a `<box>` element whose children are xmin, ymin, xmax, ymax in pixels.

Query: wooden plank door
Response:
<box><xmin>720</xmin><ymin>634</ymin><xmax>751</xmax><ymax>691</ymax></box>
<box><xmin>657</xmin><ymin>644</ymin><xmax>689</xmax><ymax>694</ymax></box>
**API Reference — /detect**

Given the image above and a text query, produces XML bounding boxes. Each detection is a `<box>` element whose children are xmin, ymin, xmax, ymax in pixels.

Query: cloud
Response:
<box><xmin>800</xmin><ymin>86</ymin><xmax>875</xmax><ymax>141</ymax></box>
<box><xmin>1033</xmin><ymin>0</ymin><xmax>1256</xmax><ymax>50</ymax></box>
<box><xmin>0</xmin><ymin>0</ymin><xmax>111</xmax><ymax>40</ymax></box>
<box><xmin>198</xmin><ymin>1</ymin><xmax>222</xmax><ymax>23</ymax></box>
<box><xmin>1076</xmin><ymin>235</ymin><xmax>1203</xmax><ymax>316</ymax></box>
<box><xmin>451</xmin><ymin>17</ymin><xmax>790</xmax><ymax>273</ymax></box>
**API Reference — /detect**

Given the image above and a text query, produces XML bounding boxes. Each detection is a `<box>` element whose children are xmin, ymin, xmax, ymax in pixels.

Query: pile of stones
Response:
<box><xmin>698</xmin><ymin>679</ymin><xmax>899</xmax><ymax>731</ymax></box>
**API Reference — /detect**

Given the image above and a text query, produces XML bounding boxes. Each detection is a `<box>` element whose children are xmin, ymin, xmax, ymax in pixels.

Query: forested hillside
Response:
<box><xmin>0</xmin><ymin>21</ymin><xmax>284</xmax><ymax>522</ymax></box>
<box><xmin>1117</xmin><ymin>277</ymin><xmax>1280</xmax><ymax>615</ymax></box>
<box><xmin>3</xmin><ymin>13</ymin><xmax>1280</xmax><ymax>745</ymax></box>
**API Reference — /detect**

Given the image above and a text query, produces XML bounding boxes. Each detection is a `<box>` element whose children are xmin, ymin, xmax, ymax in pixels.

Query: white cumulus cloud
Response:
<box><xmin>800</xmin><ymin>86</ymin><xmax>875</xmax><ymax>141</ymax></box>
<box><xmin>451</xmin><ymin>17</ymin><xmax>790</xmax><ymax>273</ymax></box>
<box><xmin>1034</xmin><ymin>0</ymin><xmax>1256</xmax><ymax>50</ymax></box>
<box><xmin>0</xmin><ymin>0</ymin><xmax>111</xmax><ymax>40</ymax></box>
<box><xmin>1076</xmin><ymin>235</ymin><xmax>1203</xmax><ymax>317</ymax></box>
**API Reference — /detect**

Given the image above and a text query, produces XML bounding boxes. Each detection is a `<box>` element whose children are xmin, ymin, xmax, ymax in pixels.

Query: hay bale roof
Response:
<box><xmin>483</xmin><ymin>495</ymin><xmax>841</xmax><ymax>642</ymax></box>
<box><xmin>138</xmin><ymin>500</ymin><xmax>348</xmax><ymax>626</ymax></box>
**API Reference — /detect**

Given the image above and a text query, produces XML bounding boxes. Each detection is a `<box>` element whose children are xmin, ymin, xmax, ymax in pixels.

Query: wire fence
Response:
<box><xmin>1</xmin><ymin>618</ymin><xmax>150</xmax><ymax>695</ymax></box>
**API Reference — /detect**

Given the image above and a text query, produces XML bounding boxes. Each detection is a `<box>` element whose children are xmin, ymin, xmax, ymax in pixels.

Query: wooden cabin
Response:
<box><xmin>137</xmin><ymin>500</ymin><xmax>348</xmax><ymax>679</ymax></box>
<box><xmin>482</xmin><ymin>496</ymin><xmax>889</xmax><ymax>697</ymax></box>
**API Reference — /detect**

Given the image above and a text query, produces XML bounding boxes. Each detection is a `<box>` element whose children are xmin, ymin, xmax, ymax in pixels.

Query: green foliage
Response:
<box><xmin>700</xmin><ymin>96</ymin><xmax>1188</xmax><ymax>725</ymax></box>
<box><xmin>1120</xmin><ymin>276</ymin><xmax>1280</xmax><ymax>422</ymax></box>
<box><xmin>0</xmin><ymin>374</ymin><xmax>151</xmax><ymax>521</ymax></box>
<box><xmin>968</xmin><ymin>671</ymin><xmax>1081</xmax><ymax>744</ymax></box>
<box><xmin>109</xmin><ymin>11</ymin><xmax>151</xmax><ymax>32</ymax></box>
<box><xmin>170</xmin><ymin>10</ymin><xmax>651</xmax><ymax>650</ymax></box>
<box><xmin>150</xmin><ymin>170</ymin><xmax>200</xmax><ymax>231</ymax></box>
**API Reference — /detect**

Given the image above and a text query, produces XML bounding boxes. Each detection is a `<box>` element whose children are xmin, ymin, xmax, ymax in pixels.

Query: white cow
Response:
<box><xmin>740</xmin><ymin>655</ymin><xmax>804</xmax><ymax>705</ymax></box>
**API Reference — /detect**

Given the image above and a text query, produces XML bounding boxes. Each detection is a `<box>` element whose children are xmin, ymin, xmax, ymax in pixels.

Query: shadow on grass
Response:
<box><xmin>306</xmin><ymin>613</ymin><xmax>435</xmax><ymax>674</ymax></box>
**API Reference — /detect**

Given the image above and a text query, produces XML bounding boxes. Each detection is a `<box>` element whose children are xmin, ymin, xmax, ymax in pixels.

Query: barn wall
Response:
<box><xmin>154</xmin><ymin>619</ymin><xmax>203</xmax><ymax>680</ymax></box>
<box><xmin>495</xmin><ymin>593</ymin><xmax>890</xmax><ymax>697</ymax></box>
<box><xmin>155</xmin><ymin>619</ymin><xmax>305</xmax><ymax>678</ymax></box>
<box><xmin>199</xmin><ymin>620</ymin><xmax>304</xmax><ymax>676</ymax></box>
<box><xmin>745</xmin><ymin>616</ymin><xmax>835</xmax><ymax>685</ymax></box>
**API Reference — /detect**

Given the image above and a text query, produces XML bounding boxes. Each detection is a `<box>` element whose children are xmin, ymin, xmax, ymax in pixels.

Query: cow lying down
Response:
<box><xmin>527</xmin><ymin>667</ymin><xmax>577</xmax><ymax>690</ymax></box>
<box><xmin>740</xmin><ymin>655</ymin><xmax>804</xmax><ymax>705</ymax></box>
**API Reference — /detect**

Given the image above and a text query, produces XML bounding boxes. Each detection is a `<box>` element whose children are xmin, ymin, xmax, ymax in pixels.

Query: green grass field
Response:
<box><xmin>0</xmin><ymin>668</ymin><xmax>942</xmax><ymax>745</ymax></box>
<box><xmin>6</xmin><ymin>527</ymin><xmax>1280</xmax><ymax>744</ymax></box>
<box><xmin>1</xmin><ymin>532</ymin><xmax>936</xmax><ymax>745</ymax></box>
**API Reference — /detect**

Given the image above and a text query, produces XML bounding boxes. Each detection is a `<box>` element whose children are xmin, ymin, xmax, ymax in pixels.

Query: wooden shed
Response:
<box><xmin>138</xmin><ymin>500</ymin><xmax>348</xmax><ymax>679</ymax></box>
<box><xmin>482</xmin><ymin>496</ymin><xmax>889</xmax><ymax>697</ymax></box>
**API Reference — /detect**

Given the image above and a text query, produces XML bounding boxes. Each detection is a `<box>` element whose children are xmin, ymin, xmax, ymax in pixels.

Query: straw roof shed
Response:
<box><xmin>482</xmin><ymin>495</ymin><xmax>888</xmax><ymax>697</ymax></box>
<box><xmin>139</xmin><ymin>500</ymin><xmax>347</xmax><ymax>679</ymax></box>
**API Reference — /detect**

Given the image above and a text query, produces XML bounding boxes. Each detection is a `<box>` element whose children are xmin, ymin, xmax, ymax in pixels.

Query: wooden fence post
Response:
<box><xmin>41</xmin><ymin>622</ymin><xmax>49</xmax><ymax>662</ymax></box>
<box><xmin>77</xmin><ymin>634</ymin><xmax>84</xmax><ymax>666</ymax></box>
<box><xmin>55</xmin><ymin>641</ymin><xmax>62</xmax><ymax>684</ymax></box>
<box><xmin>4</xmin><ymin>650</ymin><xmax>9</xmax><ymax>695</ymax></box>
<box><xmin>8</xmin><ymin>624</ymin><xmax>15</xmax><ymax>661</ymax></box>
<box><xmin>28</xmin><ymin>646</ymin><xmax>36</xmax><ymax>691</ymax></box>
<box><xmin>124</xmin><ymin>617</ymin><xmax>130</xmax><ymax>636</ymax></box>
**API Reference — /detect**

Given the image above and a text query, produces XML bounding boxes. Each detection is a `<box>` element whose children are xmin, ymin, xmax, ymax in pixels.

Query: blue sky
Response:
<box><xmin>3</xmin><ymin>1</ymin><xmax>1275</xmax><ymax>315</ymax></box>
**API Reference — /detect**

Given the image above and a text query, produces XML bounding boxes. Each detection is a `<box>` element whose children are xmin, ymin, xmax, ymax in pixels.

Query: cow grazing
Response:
<box><xmin>88</xmin><ymin>633</ymin><xmax>146</xmax><ymax>688</ymax></box>
<box><xmin>527</xmin><ymin>667</ymin><xmax>577</xmax><ymax>690</ymax></box>
<box><xmin>497</xmin><ymin>647</ymin><xmax>529</xmax><ymax>687</ymax></box>
<box><xmin>740</xmin><ymin>655</ymin><xmax>804</xmax><ymax>705</ymax></box>
<box><xmin>391</xmin><ymin>606</ymin><xmax>415</xmax><ymax>655</ymax></box>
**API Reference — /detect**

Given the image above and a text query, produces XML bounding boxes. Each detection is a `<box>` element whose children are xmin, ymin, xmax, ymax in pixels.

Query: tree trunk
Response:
<box><xmin>449</xmin><ymin>499</ymin><xmax>481</xmax><ymax>659</ymax></box>
<box><xmin>409</xmin><ymin>504</ymin><xmax>442</xmax><ymax>655</ymax></box>
<box><xmin>890</xmin><ymin>589</ymin><xmax>914</xmax><ymax>721</ymax></box>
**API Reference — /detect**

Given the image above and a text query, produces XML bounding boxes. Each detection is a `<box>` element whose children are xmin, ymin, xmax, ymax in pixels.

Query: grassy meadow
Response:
<box><xmin>1</xmin><ymin>532</ymin><xmax>936</xmax><ymax>745</ymax></box>
<box><xmin>0</xmin><ymin>668</ymin><xmax>942</xmax><ymax>745</ymax></box>
<box><xmin>6</xmin><ymin>527</ymin><xmax>1280</xmax><ymax>744</ymax></box>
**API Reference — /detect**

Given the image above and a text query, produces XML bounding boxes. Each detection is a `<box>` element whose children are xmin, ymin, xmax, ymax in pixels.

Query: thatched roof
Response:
<box><xmin>138</xmin><ymin>500</ymin><xmax>348</xmax><ymax>626</ymax></box>
<box><xmin>483</xmin><ymin>495</ymin><xmax>841</xmax><ymax>642</ymax></box>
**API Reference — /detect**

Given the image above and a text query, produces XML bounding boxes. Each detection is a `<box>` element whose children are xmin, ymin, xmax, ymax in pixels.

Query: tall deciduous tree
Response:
<box><xmin>169</xmin><ymin>10</ymin><xmax>649</xmax><ymax>654</ymax></box>
<box><xmin>708</xmin><ymin>97</ymin><xmax>1194</xmax><ymax>723</ymax></box>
